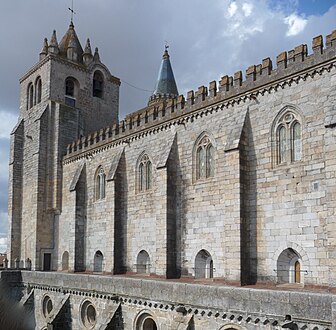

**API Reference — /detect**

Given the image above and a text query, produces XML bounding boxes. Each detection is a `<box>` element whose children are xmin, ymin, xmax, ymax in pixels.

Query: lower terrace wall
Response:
<box><xmin>1</xmin><ymin>270</ymin><xmax>335</xmax><ymax>329</ymax></box>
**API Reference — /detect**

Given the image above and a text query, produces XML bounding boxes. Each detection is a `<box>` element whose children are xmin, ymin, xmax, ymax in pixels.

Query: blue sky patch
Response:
<box><xmin>270</xmin><ymin>0</ymin><xmax>336</xmax><ymax>16</ymax></box>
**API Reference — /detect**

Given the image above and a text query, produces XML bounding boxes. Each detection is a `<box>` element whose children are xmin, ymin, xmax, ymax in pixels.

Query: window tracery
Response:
<box><xmin>138</xmin><ymin>154</ymin><xmax>152</xmax><ymax>192</ymax></box>
<box><xmin>195</xmin><ymin>135</ymin><xmax>214</xmax><ymax>180</ymax></box>
<box><xmin>95</xmin><ymin>166</ymin><xmax>106</xmax><ymax>200</ymax></box>
<box><xmin>274</xmin><ymin>111</ymin><xmax>302</xmax><ymax>165</ymax></box>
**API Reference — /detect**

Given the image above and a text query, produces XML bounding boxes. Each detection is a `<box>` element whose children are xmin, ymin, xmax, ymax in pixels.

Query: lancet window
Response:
<box><xmin>27</xmin><ymin>83</ymin><xmax>34</xmax><ymax>109</ymax></box>
<box><xmin>65</xmin><ymin>77</ymin><xmax>78</xmax><ymax>107</ymax></box>
<box><xmin>138</xmin><ymin>154</ymin><xmax>152</xmax><ymax>192</ymax></box>
<box><xmin>93</xmin><ymin>71</ymin><xmax>104</xmax><ymax>98</ymax></box>
<box><xmin>95</xmin><ymin>166</ymin><xmax>106</xmax><ymax>200</ymax></box>
<box><xmin>35</xmin><ymin>77</ymin><xmax>42</xmax><ymax>104</ymax></box>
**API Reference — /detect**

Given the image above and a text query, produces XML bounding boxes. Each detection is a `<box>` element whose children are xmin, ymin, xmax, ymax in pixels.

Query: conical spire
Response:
<box><xmin>39</xmin><ymin>38</ymin><xmax>48</xmax><ymax>60</ymax></box>
<box><xmin>67</xmin><ymin>33</ymin><xmax>78</xmax><ymax>62</ymax></box>
<box><xmin>58</xmin><ymin>22</ymin><xmax>83</xmax><ymax>63</ymax></box>
<box><xmin>48</xmin><ymin>30</ymin><xmax>59</xmax><ymax>55</ymax></box>
<box><xmin>152</xmin><ymin>47</ymin><xmax>178</xmax><ymax>97</ymax></box>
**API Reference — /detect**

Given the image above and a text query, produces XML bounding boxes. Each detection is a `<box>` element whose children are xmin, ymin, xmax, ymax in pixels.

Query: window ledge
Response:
<box><xmin>193</xmin><ymin>176</ymin><xmax>216</xmax><ymax>185</ymax></box>
<box><xmin>273</xmin><ymin>160</ymin><xmax>303</xmax><ymax>170</ymax></box>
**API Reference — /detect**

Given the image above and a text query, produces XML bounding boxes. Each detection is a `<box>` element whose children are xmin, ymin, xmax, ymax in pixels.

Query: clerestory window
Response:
<box><xmin>95</xmin><ymin>166</ymin><xmax>106</xmax><ymax>200</ymax></box>
<box><xmin>138</xmin><ymin>154</ymin><xmax>152</xmax><ymax>192</ymax></box>
<box><xmin>275</xmin><ymin>111</ymin><xmax>302</xmax><ymax>165</ymax></box>
<box><xmin>195</xmin><ymin>135</ymin><xmax>214</xmax><ymax>180</ymax></box>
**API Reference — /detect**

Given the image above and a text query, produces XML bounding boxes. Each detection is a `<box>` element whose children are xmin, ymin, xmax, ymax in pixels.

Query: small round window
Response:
<box><xmin>81</xmin><ymin>301</ymin><xmax>97</xmax><ymax>328</ymax></box>
<box><xmin>42</xmin><ymin>296</ymin><xmax>53</xmax><ymax>318</ymax></box>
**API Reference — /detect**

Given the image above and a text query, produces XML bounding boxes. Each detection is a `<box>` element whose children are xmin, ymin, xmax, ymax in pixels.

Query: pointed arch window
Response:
<box><xmin>65</xmin><ymin>78</ymin><xmax>75</xmax><ymax>97</ymax></box>
<box><xmin>35</xmin><ymin>77</ymin><xmax>42</xmax><ymax>104</ymax></box>
<box><xmin>274</xmin><ymin>111</ymin><xmax>302</xmax><ymax>165</ymax></box>
<box><xmin>27</xmin><ymin>83</ymin><xmax>34</xmax><ymax>109</ymax></box>
<box><xmin>195</xmin><ymin>135</ymin><xmax>215</xmax><ymax>180</ymax></box>
<box><xmin>93</xmin><ymin>71</ymin><xmax>104</xmax><ymax>98</ymax></box>
<box><xmin>138</xmin><ymin>154</ymin><xmax>152</xmax><ymax>192</ymax></box>
<box><xmin>95</xmin><ymin>166</ymin><xmax>106</xmax><ymax>200</ymax></box>
<box><xmin>65</xmin><ymin>77</ymin><xmax>78</xmax><ymax>107</ymax></box>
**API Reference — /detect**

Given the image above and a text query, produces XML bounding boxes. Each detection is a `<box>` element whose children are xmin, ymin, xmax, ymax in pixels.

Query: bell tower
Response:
<box><xmin>7</xmin><ymin>22</ymin><xmax>120</xmax><ymax>270</ymax></box>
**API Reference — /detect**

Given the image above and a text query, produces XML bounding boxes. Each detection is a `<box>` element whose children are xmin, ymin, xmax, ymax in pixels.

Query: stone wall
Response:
<box><xmin>59</xmin><ymin>45</ymin><xmax>336</xmax><ymax>285</ymax></box>
<box><xmin>0</xmin><ymin>270</ymin><xmax>334</xmax><ymax>329</ymax></box>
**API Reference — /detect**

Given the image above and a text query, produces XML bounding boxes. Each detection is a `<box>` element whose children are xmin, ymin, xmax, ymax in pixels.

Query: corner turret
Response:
<box><xmin>83</xmin><ymin>38</ymin><xmax>93</xmax><ymax>65</ymax></box>
<box><xmin>93</xmin><ymin>47</ymin><xmax>101</xmax><ymax>62</ymax></box>
<box><xmin>48</xmin><ymin>30</ymin><xmax>59</xmax><ymax>55</ymax></box>
<box><xmin>39</xmin><ymin>38</ymin><xmax>48</xmax><ymax>60</ymax></box>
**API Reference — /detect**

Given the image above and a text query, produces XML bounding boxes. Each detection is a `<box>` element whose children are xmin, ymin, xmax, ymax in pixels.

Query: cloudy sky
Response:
<box><xmin>0</xmin><ymin>0</ymin><xmax>335</xmax><ymax>253</ymax></box>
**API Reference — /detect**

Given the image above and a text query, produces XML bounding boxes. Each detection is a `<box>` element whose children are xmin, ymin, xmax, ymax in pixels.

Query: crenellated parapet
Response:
<box><xmin>64</xmin><ymin>30</ymin><xmax>336</xmax><ymax>159</ymax></box>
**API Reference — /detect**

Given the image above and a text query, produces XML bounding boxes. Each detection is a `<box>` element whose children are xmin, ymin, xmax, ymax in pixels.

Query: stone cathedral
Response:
<box><xmin>2</xmin><ymin>20</ymin><xmax>336</xmax><ymax>329</ymax></box>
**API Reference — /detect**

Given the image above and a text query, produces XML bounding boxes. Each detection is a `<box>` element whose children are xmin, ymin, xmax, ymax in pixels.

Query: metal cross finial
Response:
<box><xmin>68</xmin><ymin>0</ymin><xmax>76</xmax><ymax>23</ymax></box>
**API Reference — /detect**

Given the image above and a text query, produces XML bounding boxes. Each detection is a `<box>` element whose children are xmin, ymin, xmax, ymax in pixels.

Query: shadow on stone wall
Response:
<box><xmin>240</xmin><ymin>110</ymin><xmax>258</xmax><ymax>285</ymax></box>
<box><xmin>114</xmin><ymin>151</ymin><xmax>128</xmax><ymax>274</ymax></box>
<box><xmin>0</xmin><ymin>272</ymin><xmax>35</xmax><ymax>330</ymax></box>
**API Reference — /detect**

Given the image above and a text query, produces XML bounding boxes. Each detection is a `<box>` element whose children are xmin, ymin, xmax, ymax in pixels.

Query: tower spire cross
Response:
<box><xmin>68</xmin><ymin>0</ymin><xmax>76</xmax><ymax>23</ymax></box>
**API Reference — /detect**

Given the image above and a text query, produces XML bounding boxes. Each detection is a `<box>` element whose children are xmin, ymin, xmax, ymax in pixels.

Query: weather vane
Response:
<box><xmin>68</xmin><ymin>0</ymin><xmax>76</xmax><ymax>23</ymax></box>
<box><xmin>165</xmin><ymin>41</ymin><xmax>169</xmax><ymax>51</ymax></box>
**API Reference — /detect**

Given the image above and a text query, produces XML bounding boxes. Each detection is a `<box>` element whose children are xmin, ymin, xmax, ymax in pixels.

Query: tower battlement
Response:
<box><xmin>65</xmin><ymin>30</ymin><xmax>336</xmax><ymax>159</ymax></box>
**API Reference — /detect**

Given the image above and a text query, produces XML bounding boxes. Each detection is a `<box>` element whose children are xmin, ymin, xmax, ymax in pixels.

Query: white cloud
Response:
<box><xmin>0</xmin><ymin>237</ymin><xmax>7</xmax><ymax>253</ymax></box>
<box><xmin>0</xmin><ymin>211</ymin><xmax>7</xmax><ymax>253</ymax></box>
<box><xmin>242</xmin><ymin>2</ymin><xmax>253</xmax><ymax>17</ymax></box>
<box><xmin>0</xmin><ymin>110</ymin><xmax>17</xmax><ymax>139</ymax></box>
<box><xmin>228</xmin><ymin>1</ymin><xmax>238</xmax><ymax>17</ymax></box>
<box><xmin>222</xmin><ymin>0</ymin><xmax>266</xmax><ymax>41</ymax></box>
<box><xmin>284</xmin><ymin>13</ymin><xmax>308</xmax><ymax>36</ymax></box>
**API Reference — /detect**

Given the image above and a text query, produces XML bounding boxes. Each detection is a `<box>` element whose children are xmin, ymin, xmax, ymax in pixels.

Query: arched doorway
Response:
<box><xmin>93</xmin><ymin>251</ymin><xmax>104</xmax><ymax>272</ymax></box>
<box><xmin>277</xmin><ymin>248</ymin><xmax>302</xmax><ymax>284</ymax></box>
<box><xmin>136</xmin><ymin>250</ymin><xmax>150</xmax><ymax>274</ymax></box>
<box><xmin>195</xmin><ymin>249</ymin><xmax>213</xmax><ymax>279</ymax></box>
<box><xmin>62</xmin><ymin>251</ymin><xmax>69</xmax><ymax>271</ymax></box>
